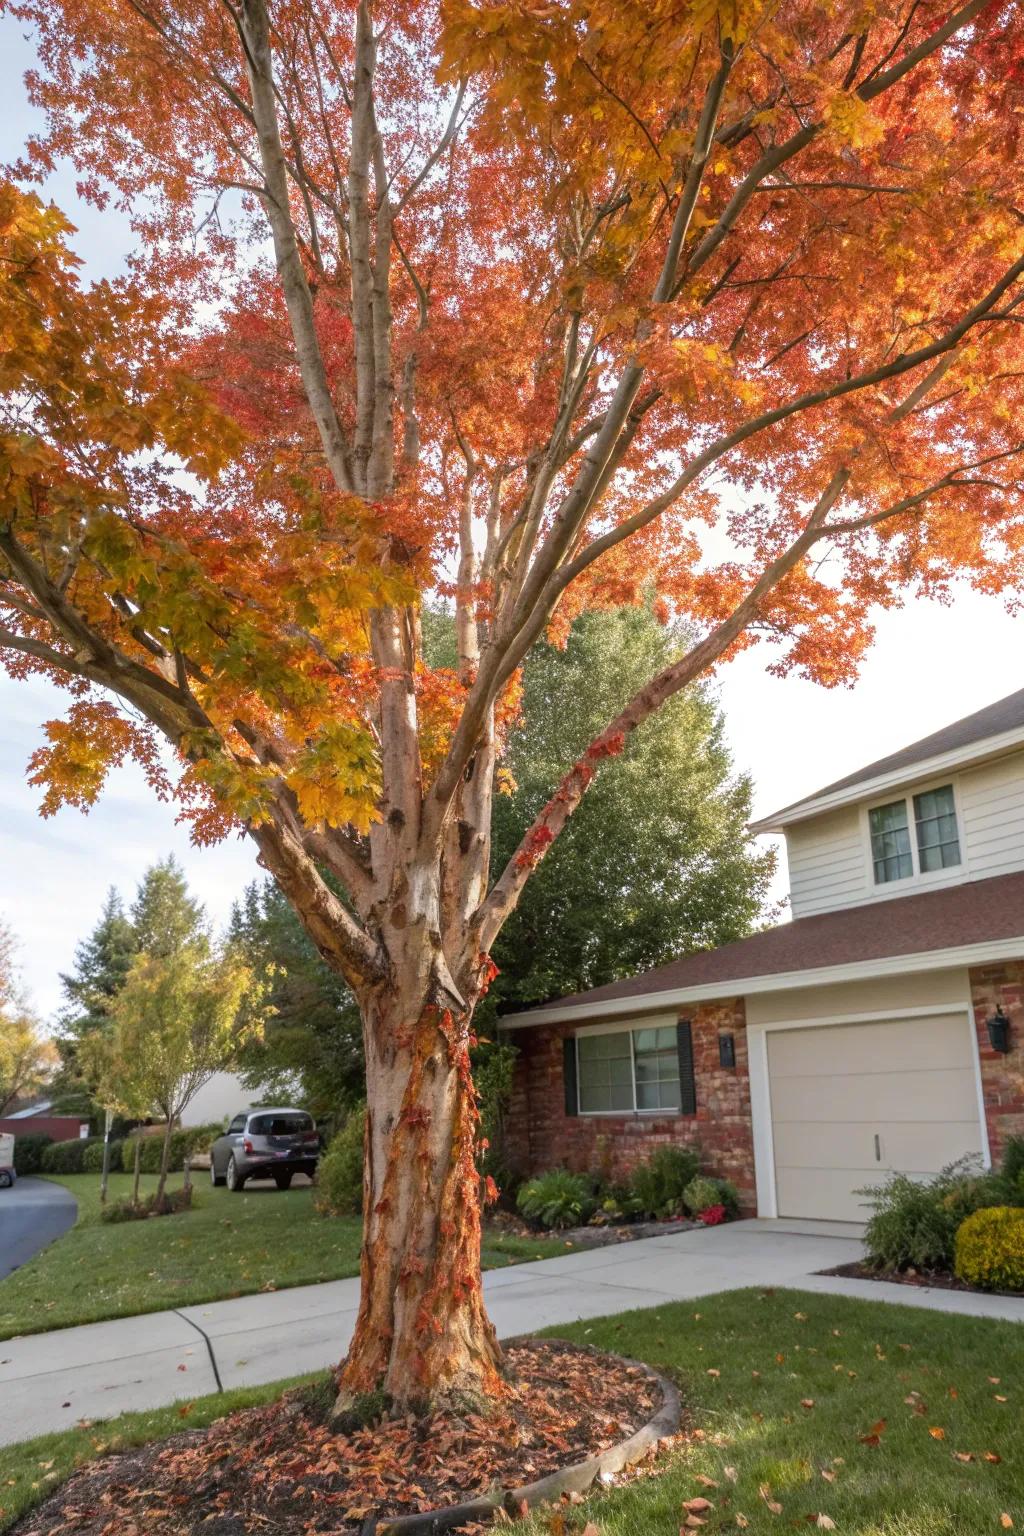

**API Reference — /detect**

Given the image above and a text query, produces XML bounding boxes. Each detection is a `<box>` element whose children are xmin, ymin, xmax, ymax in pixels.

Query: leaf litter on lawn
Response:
<box><xmin>9</xmin><ymin>1342</ymin><xmax>659</xmax><ymax>1536</ymax></box>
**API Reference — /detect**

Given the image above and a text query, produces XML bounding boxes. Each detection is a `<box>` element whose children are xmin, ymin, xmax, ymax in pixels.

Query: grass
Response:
<box><xmin>0</xmin><ymin>1172</ymin><xmax>571</xmax><ymax>1340</ymax></box>
<box><xmin>526</xmin><ymin>1287</ymin><xmax>1024</xmax><ymax>1536</ymax></box>
<box><xmin>2</xmin><ymin>1287</ymin><xmax>1020</xmax><ymax>1534</ymax></box>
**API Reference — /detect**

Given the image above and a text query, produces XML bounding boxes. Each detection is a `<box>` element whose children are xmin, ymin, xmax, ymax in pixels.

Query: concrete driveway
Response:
<box><xmin>0</xmin><ymin>1176</ymin><xmax>77</xmax><ymax>1281</ymax></box>
<box><xmin>2</xmin><ymin>1218</ymin><xmax>1021</xmax><ymax>1450</ymax></box>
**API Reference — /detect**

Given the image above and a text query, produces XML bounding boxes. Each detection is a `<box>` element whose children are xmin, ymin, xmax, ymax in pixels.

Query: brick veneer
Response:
<box><xmin>502</xmin><ymin>997</ymin><xmax>756</xmax><ymax>1211</ymax></box>
<box><xmin>969</xmin><ymin>960</ymin><xmax>1024</xmax><ymax>1165</ymax></box>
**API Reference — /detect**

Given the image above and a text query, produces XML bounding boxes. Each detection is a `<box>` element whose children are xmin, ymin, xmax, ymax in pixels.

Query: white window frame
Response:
<box><xmin>859</xmin><ymin>775</ymin><xmax>970</xmax><ymax>894</ymax></box>
<box><xmin>574</xmin><ymin>1014</ymin><xmax>680</xmax><ymax>1116</ymax></box>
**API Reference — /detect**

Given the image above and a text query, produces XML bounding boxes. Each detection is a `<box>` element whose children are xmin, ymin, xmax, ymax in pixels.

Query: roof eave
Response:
<box><xmin>750</xmin><ymin>723</ymin><xmax>1024</xmax><ymax>834</ymax></box>
<box><xmin>500</xmin><ymin>933</ymin><xmax>1024</xmax><ymax>1028</ymax></box>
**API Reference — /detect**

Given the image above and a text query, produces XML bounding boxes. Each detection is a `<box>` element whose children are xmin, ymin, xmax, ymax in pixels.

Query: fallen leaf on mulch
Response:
<box><xmin>10</xmin><ymin>1342</ymin><xmax>659</xmax><ymax>1536</ymax></box>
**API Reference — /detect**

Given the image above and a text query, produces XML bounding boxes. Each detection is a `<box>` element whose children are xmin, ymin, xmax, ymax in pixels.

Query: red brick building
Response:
<box><xmin>503</xmin><ymin>689</ymin><xmax>1024</xmax><ymax>1221</ymax></box>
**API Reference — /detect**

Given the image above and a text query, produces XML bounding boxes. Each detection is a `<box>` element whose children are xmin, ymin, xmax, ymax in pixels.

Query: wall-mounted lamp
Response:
<box><xmin>987</xmin><ymin>1007</ymin><xmax>1012</xmax><ymax>1055</ymax></box>
<box><xmin>719</xmin><ymin>1033</ymin><xmax>736</xmax><ymax>1069</ymax></box>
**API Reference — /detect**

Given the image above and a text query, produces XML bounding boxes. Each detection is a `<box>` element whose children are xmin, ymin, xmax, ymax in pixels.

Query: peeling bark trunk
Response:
<box><xmin>336</xmin><ymin>991</ymin><xmax>502</xmax><ymax>1412</ymax></box>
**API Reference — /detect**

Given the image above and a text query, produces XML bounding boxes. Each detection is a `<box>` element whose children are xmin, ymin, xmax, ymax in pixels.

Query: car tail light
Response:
<box><xmin>243</xmin><ymin>1138</ymin><xmax>254</xmax><ymax>1154</ymax></box>
<box><xmin>303</xmin><ymin>1133</ymin><xmax>319</xmax><ymax>1144</ymax></box>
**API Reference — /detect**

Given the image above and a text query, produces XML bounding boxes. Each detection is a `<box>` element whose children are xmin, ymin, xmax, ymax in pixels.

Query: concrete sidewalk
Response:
<box><xmin>2</xmin><ymin>1219</ymin><xmax>1021</xmax><ymax>1449</ymax></box>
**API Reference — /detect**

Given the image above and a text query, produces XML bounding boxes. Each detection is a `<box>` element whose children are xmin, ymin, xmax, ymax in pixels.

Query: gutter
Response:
<box><xmin>500</xmin><ymin>933</ymin><xmax>1024</xmax><ymax>1028</ymax></box>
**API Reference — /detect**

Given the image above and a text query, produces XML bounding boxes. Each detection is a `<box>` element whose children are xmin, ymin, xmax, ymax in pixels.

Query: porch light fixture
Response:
<box><xmin>718</xmin><ymin>1033</ymin><xmax>736</xmax><ymax>1069</ymax></box>
<box><xmin>987</xmin><ymin>1007</ymin><xmax>1011</xmax><ymax>1055</ymax></box>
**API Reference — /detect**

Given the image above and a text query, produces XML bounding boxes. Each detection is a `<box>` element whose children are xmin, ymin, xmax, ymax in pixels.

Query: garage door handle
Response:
<box><xmin>874</xmin><ymin>1134</ymin><xmax>881</xmax><ymax>1162</ymax></box>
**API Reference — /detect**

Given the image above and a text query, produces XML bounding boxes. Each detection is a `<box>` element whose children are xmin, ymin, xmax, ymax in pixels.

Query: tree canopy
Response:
<box><xmin>2</xmin><ymin>0</ymin><xmax>1022</xmax><ymax>1407</ymax></box>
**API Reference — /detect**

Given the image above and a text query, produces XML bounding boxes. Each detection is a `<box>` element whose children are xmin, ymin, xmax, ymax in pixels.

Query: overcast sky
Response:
<box><xmin>2</xmin><ymin>15</ymin><xmax>1021</xmax><ymax>1021</ymax></box>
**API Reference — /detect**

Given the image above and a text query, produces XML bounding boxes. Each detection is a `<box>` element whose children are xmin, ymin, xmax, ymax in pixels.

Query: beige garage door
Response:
<box><xmin>768</xmin><ymin>1014</ymin><xmax>984</xmax><ymax>1222</ymax></box>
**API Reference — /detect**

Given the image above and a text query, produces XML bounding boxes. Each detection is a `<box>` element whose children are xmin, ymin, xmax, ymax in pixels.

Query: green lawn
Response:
<box><xmin>1</xmin><ymin>1288</ymin><xmax>1020</xmax><ymax>1535</ymax></box>
<box><xmin>0</xmin><ymin>1172</ymin><xmax>570</xmax><ymax>1340</ymax></box>
<box><xmin>529</xmin><ymin>1288</ymin><xmax>1024</xmax><ymax>1536</ymax></box>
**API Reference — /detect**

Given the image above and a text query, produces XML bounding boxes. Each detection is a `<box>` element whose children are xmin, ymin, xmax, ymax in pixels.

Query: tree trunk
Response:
<box><xmin>336</xmin><ymin>994</ymin><xmax>502</xmax><ymax>1412</ymax></box>
<box><xmin>132</xmin><ymin>1135</ymin><xmax>142</xmax><ymax>1206</ymax></box>
<box><xmin>156</xmin><ymin>1119</ymin><xmax>173</xmax><ymax>1206</ymax></box>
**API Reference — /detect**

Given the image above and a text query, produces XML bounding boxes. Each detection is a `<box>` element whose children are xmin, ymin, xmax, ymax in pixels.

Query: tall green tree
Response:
<box><xmin>131</xmin><ymin>857</ymin><xmax>205</xmax><ymax>958</ymax></box>
<box><xmin>486</xmin><ymin>606</ymin><xmax>775</xmax><ymax>1013</ymax></box>
<box><xmin>229</xmin><ymin>881</ymin><xmax>363</xmax><ymax>1124</ymax></box>
<box><xmin>51</xmin><ymin>889</ymin><xmax>138</xmax><ymax>1120</ymax></box>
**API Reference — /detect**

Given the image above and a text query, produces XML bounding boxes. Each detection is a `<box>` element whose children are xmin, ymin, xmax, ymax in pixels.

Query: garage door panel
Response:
<box><xmin>774</xmin><ymin>1166</ymin><xmax>881</xmax><ymax>1223</ymax></box>
<box><xmin>770</xmin><ymin>1067</ymin><xmax>978</xmax><ymax>1125</ymax></box>
<box><xmin>876</xmin><ymin>1121</ymin><xmax>982</xmax><ymax>1173</ymax></box>
<box><xmin>767</xmin><ymin>1013</ymin><xmax>983</xmax><ymax>1222</ymax></box>
<box><xmin>773</xmin><ymin>1118</ymin><xmax>982</xmax><ymax>1174</ymax></box>
<box><xmin>769</xmin><ymin>1017</ymin><xmax>972</xmax><ymax>1077</ymax></box>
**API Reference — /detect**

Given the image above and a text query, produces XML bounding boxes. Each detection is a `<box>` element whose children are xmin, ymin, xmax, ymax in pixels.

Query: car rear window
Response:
<box><xmin>248</xmin><ymin>1113</ymin><xmax>314</xmax><ymax>1136</ymax></box>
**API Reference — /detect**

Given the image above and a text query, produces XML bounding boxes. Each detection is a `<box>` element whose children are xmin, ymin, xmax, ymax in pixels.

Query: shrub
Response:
<box><xmin>314</xmin><ymin>1106</ymin><xmax>365</xmax><ymax>1217</ymax></box>
<box><xmin>996</xmin><ymin>1136</ymin><xmax>1024</xmax><ymax>1206</ymax></box>
<box><xmin>41</xmin><ymin>1137</ymin><xmax>104</xmax><ymax>1174</ymax></box>
<box><xmin>119</xmin><ymin>1123</ymin><xmax>224</xmax><ymax>1175</ymax></box>
<box><xmin>683</xmin><ymin>1174</ymin><xmax>739</xmax><ymax>1220</ymax></box>
<box><xmin>101</xmin><ymin>1186</ymin><xmax>194</xmax><ymax>1223</ymax></box>
<box><xmin>12</xmin><ymin>1134</ymin><xmax>52</xmax><ymax>1175</ymax></box>
<box><xmin>82</xmin><ymin>1138</ymin><xmax>124</xmax><ymax>1173</ymax></box>
<box><xmin>629</xmin><ymin>1146</ymin><xmax>701</xmax><ymax>1219</ymax></box>
<box><xmin>954</xmin><ymin>1206</ymin><xmax>1024</xmax><ymax>1292</ymax></box>
<box><xmin>516</xmin><ymin>1168</ymin><xmax>596</xmax><ymax>1229</ymax></box>
<box><xmin>859</xmin><ymin>1158</ymin><xmax>997</xmax><ymax>1271</ymax></box>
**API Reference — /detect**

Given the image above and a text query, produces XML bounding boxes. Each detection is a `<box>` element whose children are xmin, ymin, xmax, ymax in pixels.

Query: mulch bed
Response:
<box><xmin>13</xmin><ymin>1341</ymin><xmax>663</xmax><ymax>1536</ymax></box>
<box><xmin>822</xmin><ymin>1260</ymin><xmax>1022</xmax><ymax>1297</ymax></box>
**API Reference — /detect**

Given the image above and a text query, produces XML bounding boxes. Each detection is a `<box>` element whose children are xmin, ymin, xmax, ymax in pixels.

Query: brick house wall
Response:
<box><xmin>969</xmin><ymin>960</ymin><xmax>1024</xmax><ymax>1166</ymax></box>
<box><xmin>502</xmin><ymin>997</ymin><xmax>757</xmax><ymax>1211</ymax></box>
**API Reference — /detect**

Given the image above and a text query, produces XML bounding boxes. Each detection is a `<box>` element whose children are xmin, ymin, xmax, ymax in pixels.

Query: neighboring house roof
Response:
<box><xmin>754</xmin><ymin>685</ymin><xmax>1024</xmax><ymax>832</ymax></box>
<box><xmin>503</xmin><ymin>869</ymin><xmax>1024</xmax><ymax>1026</ymax></box>
<box><xmin>6</xmin><ymin>1099</ymin><xmax>56</xmax><ymax>1119</ymax></box>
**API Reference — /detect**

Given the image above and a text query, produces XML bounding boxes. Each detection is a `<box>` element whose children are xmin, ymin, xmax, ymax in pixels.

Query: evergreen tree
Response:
<box><xmin>130</xmin><ymin>857</ymin><xmax>205</xmax><ymax>957</ymax></box>
<box><xmin>485</xmin><ymin>606</ymin><xmax>777</xmax><ymax>1014</ymax></box>
<box><xmin>52</xmin><ymin>888</ymin><xmax>138</xmax><ymax>1119</ymax></box>
<box><xmin>229</xmin><ymin>881</ymin><xmax>363</xmax><ymax>1124</ymax></box>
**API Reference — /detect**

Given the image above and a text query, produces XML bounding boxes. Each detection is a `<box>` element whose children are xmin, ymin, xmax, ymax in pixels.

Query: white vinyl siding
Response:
<box><xmin>959</xmin><ymin>751</ymin><xmax>1024</xmax><ymax>881</ymax></box>
<box><xmin>783</xmin><ymin>748</ymin><xmax>1024</xmax><ymax>916</ymax></box>
<box><xmin>786</xmin><ymin>808</ymin><xmax>867</xmax><ymax>918</ymax></box>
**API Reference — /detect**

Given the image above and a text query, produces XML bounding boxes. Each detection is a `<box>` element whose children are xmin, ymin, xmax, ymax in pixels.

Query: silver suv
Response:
<box><xmin>210</xmin><ymin>1108</ymin><xmax>320</xmax><ymax>1192</ymax></box>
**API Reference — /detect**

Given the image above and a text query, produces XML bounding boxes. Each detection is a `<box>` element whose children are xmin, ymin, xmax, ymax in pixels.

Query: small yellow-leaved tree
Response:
<box><xmin>83</xmin><ymin>941</ymin><xmax>260</xmax><ymax>1204</ymax></box>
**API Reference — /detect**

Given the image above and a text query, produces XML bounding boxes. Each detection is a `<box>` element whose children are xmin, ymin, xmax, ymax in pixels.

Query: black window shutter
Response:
<box><xmin>676</xmin><ymin>1019</ymin><xmax>696</xmax><ymax>1115</ymax></box>
<box><xmin>563</xmin><ymin>1036</ymin><xmax>579</xmax><ymax>1117</ymax></box>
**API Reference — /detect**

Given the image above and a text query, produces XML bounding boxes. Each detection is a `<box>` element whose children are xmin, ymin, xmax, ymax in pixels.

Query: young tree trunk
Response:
<box><xmin>132</xmin><ymin>1136</ymin><xmax>142</xmax><ymax>1206</ymax></box>
<box><xmin>335</xmin><ymin>991</ymin><xmax>503</xmax><ymax>1412</ymax></box>
<box><xmin>156</xmin><ymin>1119</ymin><xmax>174</xmax><ymax>1206</ymax></box>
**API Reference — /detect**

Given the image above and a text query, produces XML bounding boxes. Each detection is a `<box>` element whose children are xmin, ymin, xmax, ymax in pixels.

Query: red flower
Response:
<box><xmin>698</xmin><ymin>1203</ymin><xmax>727</xmax><ymax>1226</ymax></box>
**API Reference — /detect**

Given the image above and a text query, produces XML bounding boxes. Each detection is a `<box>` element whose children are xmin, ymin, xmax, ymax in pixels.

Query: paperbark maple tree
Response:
<box><xmin>2</xmin><ymin>0</ymin><xmax>1024</xmax><ymax>1409</ymax></box>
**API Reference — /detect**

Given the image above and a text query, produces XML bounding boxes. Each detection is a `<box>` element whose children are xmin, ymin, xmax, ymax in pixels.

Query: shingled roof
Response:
<box><xmin>757</xmin><ymin>685</ymin><xmax>1024</xmax><ymax>829</ymax></box>
<box><xmin>504</xmin><ymin>869</ymin><xmax>1024</xmax><ymax>1024</ymax></box>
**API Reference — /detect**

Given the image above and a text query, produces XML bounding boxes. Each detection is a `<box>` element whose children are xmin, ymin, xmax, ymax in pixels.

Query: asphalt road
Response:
<box><xmin>0</xmin><ymin>1175</ymin><xmax>78</xmax><ymax>1280</ymax></box>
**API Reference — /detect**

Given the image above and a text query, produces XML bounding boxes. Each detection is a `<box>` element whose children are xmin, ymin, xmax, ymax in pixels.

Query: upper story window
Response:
<box><xmin>576</xmin><ymin>1024</ymin><xmax>680</xmax><ymax>1113</ymax></box>
<box><xmin>868</xmin><ymin>783</ymin><xmax>961</xmax><ymax>886</ymax></box>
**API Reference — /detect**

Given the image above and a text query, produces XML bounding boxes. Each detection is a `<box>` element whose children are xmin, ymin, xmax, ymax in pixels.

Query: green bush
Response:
<box><xmin>41</xmin><ymin>1137</ymin><xmax>104</xmax><ymax>1174</ymax></box>
<box><xmin>683</xmin><ymin>1174</ymin><xmax>740</xmax><ymax>1219</ymax></box>
<box><xmin>955</xmin><ymin>1205</ymin><xmax>1024</xmax><ymax>1291</ymax></box>
<box><xmin>314</xmin><ymin>1106</ymin><xmax>365</xmax><ymax>1217</ymax></box>
<box><xmin>82</xmin><ymin>1138</ymin><xmax>124</xmax><ymax>1173</ymax></box>
<box><xmin>859</xmin><ymin>1158</ymin><xmax>998</xmax><ymax>1271</ymax></box>
<box><xmin>100</xmin><ymin>1186</ymin><xmax>194</xmax><ymax>1223</ymax></box>
<box><xmin>995</xmin><ymin>1136</ymin><xmax>1024</xmax><ymax>1205</ymax></box>
<box><xmin>120</xmin><ymin>1123</ymin><xmax>224</xmax><ymax>1175</ymax></box>
<box><xmin>629</xmin><ymin>1146</ymin><xmax>701</xmax><ymax>1218</ymax></box>
<box><xmin>12</xmin><ymin>1134</ymin><xmax>52</xmax><ymax>1175</ymax></box>
<box><xmin>516</xmin><ymin>1168</ymin><xmax>596</xmax><ymax>1229</ymax></box>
